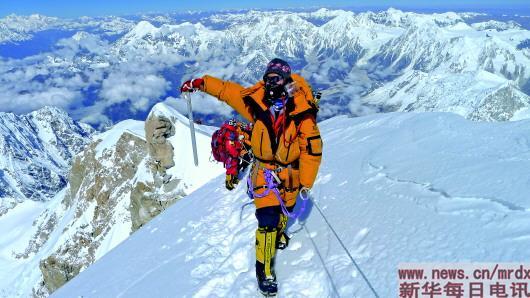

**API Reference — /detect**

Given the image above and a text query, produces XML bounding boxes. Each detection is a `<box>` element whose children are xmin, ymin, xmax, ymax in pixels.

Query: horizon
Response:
<box><xmin>1</xmin><ymin>0</ymin><xmax>529</xmax><ymax>19</ymax></box>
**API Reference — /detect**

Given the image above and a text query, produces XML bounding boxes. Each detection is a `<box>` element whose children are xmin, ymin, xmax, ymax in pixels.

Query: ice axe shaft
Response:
<box><xmin>183</xmin><ymin>92</ymin><xmax>199</xmax><ymax>166</ymax></box>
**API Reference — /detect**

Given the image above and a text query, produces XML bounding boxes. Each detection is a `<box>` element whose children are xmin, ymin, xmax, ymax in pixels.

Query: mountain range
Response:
<box><xmin>0</xmin><ymin>8</ymin><xmax>529</xmax><ymax>127</ymax></box>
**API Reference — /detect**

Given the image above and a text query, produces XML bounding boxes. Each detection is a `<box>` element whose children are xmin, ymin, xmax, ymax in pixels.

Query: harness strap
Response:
<box><xmin>255</xmin><ymin>157</ymin><xmax>299</xmax><ymax>169</ymax></box>
<box><xmin>253</xmin><ymin>185</ymin><xmax>298</xmax><ymax>193</ymax></box>
<box><xmin>247</xmin><ymin>166</ymin><xmax>308</xmax><ymax>219</ymax></box>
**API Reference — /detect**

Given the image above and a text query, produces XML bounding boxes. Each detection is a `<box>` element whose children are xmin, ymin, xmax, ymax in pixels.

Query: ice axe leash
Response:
<box><xmin>183</xmin><ymin>92</ymin><xmax>199</xmax><ymax>166</ymax></box>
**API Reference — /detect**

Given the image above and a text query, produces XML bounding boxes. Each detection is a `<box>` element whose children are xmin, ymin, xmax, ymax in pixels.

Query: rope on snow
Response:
<box><xmin>307</xmin><ymin>192</ymin><xmax>380</xmax><ymax>298</ymax></box>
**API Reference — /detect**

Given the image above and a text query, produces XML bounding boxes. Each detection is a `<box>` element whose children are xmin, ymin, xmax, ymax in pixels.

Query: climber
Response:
<box><xmin>210</xmin><ymin>118</ymin><xmax>243</xmax><ymax>190</ymax></box>
<box><xmin>181</xmin><ymin>58</ymin><xmax>322</xmax><ymax>296</ymax></box>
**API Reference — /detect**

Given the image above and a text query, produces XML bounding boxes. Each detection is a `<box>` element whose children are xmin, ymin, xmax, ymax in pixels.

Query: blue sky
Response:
<box><xmin>1</xmin><ymin>0</ymin><xmax>529</xmax><ymax>18</ymax></box>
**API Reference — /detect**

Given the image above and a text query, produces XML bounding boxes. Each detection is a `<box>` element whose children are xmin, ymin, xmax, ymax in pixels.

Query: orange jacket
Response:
<box><xmin>202</xmin><ymin>74</ymin><xmax>322</xmax><ymax>188</ymax></box>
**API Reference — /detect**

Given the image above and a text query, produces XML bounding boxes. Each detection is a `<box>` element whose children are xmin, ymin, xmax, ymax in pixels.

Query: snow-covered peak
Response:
<box><xmin>0</xmin><ymin>106</ymin><xmax>92</xmax><ymax>214</ymax></box>
<box><xmin>313</xmin><ymin>7</ymin><xmax>332</xmax><ymax>15</ymax></box>
<box><xmin>323</xmin><ymin>10</ymin><xmax>358</xmax><ymax>28</ymax></box>
<box><xmin>29</xmin><ymin>105</ymin><xmax>71</xmax><ymax>120</ymax></box>
<box><xmin>71</xmin><ymin>31</ymin><xmax>92</xmax><ymax>41</ymax></box>
<box><xmin>128</xmin><ymin>20</ymin><xmax>158</xmax><ymax>38</ymax></box>
<box><xmin>471</xmin><ymin>20</ymin><xmax>522</xmax><ymax>31</ymax></box>
<box><xmin>114</xmin><ymin>19</ymin><xmax>216</xmax><ymax>58</ymax></box>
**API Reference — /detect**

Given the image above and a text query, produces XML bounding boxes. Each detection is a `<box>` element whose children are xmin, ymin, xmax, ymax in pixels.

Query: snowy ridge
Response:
<box><xmin>0</xmin><ymin>103</ymin><xmax>224</xmax><ymax>297</ymax></box>
<box><xmin>0</xmin><ymin>14</ymin><xmax>59</xmax><ymax>43</ymax></box>
<box><xmin>53</xmin><ymin>111</ymin><xmax>530</xmax><ymax>297</ymax></box>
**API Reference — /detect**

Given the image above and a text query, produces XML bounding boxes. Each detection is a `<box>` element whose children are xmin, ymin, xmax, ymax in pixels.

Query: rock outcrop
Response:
<box><xmin>36</xmin><ymin>103</ymin><xmax>219</xmax><ymax>295</ymax></box>
<box><xmin>1</xmin><ymin>103</ymin><xmax>223</xmax><ymax>297</ymax></box>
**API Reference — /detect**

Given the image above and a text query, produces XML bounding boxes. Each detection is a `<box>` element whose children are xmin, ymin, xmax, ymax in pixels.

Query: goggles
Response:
<box><xmin>264</xmin><ymin>75</ymin><xmax>283</xmax><ymax>86</ymax></box>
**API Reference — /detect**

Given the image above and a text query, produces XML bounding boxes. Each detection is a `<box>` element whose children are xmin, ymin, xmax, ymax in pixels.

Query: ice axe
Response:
<box><xmin>182</xmin><ymin>92</ymin><xmax>199</xmax><ymax>166</ymax></box>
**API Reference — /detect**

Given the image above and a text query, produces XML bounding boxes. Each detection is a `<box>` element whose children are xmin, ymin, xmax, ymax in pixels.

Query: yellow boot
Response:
<box><xmin>255</xmin><ymin>227</ymin><xmax>278</xmax><ymax>296</ymax></box>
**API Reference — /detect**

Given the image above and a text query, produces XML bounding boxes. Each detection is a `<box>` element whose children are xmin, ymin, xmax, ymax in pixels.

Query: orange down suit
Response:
<box><xmin>202</xmin><ymin>73</ymin><xmax>323</xmax><ymax>209</ymax></box>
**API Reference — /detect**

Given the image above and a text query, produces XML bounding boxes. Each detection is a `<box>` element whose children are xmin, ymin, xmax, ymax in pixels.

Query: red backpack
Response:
<box><xmin>211</xmin><ymin>122</ymin><xmax>238</xmax><ymax>163</ymax></box>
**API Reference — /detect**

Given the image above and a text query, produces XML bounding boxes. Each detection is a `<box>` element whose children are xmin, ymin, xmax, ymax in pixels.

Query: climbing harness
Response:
<box><xmin>246</xmin><ymin>166</ymin><xmax>308</xmax><ymax>219</ymax></box>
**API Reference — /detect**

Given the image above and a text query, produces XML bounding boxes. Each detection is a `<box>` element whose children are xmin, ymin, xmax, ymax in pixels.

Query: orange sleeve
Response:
<box><xmin>298</xmin><ymin>116</ymin><xmax>323</xmax><ymax>188</ymax></box>
<box><xmin>202</xmin><ymin>75</ymin><xmax>254</xmax><ymax>122</ymax></box>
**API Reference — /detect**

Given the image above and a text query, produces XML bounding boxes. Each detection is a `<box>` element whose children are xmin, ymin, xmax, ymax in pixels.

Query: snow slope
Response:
<box><xmin>53</xmin><ymin>111</ymin><xmax>530</xmax><ymax>297</ymax></box>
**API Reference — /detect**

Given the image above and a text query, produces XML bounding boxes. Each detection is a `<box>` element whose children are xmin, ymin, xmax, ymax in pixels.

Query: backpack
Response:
<box><xmin>293</xmin><ymin>82</ymin><xmax>322</xmax><ymax>125</ymax></box>
<box><xmin>211</xmin><ymin>122</ymin><xmax>238</xmax><ymax>163</ymax></box>
<box><xmin>293</xmin><ymin>75</ymin><xmax>321</xmax><ymax>120</ymax></box>
<box><xmin>309</xmin><ymin>88</ymin><xmax>321</xmax><ymax>117</ymax></box>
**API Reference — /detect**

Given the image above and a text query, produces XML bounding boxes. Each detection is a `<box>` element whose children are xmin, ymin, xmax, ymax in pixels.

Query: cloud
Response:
<box><xmin>100</xmin><ymin>72</ymin><xmax>170</xmax><ymax>111</ymax></box>
<box><xmin>55</xmin><ymin>32</ymin><xmax>110</xmax><ymax>56</ymax></box>
<box><xmin>0</xmin><ymin>57</ymin><xmax>87</xmax><ymax>113</ymax></box>
<box><xmin>0</xmin><ymin>87</ymin><xmax>81</xmax><ymax>113</ymax></box>
<box><xmin>79</xmin><ymin>112</ymin><xmax>111</xmax><ymax>127</ymax></box>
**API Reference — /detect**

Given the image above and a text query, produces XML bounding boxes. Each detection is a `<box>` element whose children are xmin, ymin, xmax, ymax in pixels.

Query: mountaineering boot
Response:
<box><xmin>276</xmin><ymin>213</ymin><xmax>289</xmax><ymax>250</ymax></box>
<box><xmin>256</xmin><ymin>227</ymin><xmax>278</xmax><ymax>296</ymax></box>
